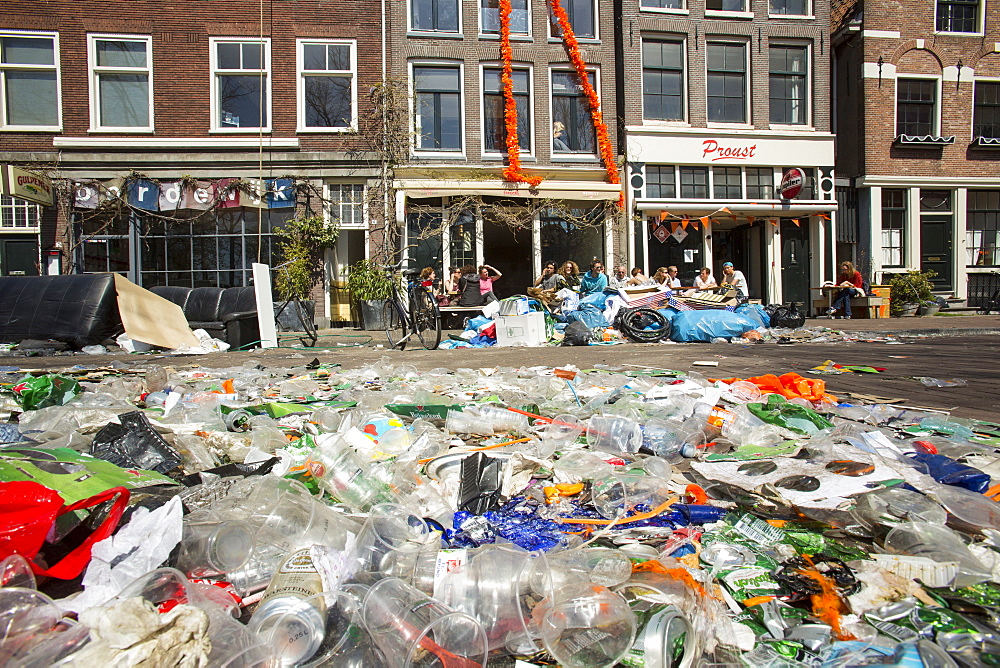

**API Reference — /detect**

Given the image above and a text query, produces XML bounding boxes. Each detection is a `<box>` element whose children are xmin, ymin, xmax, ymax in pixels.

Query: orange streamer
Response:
<box><xmin>499</xmin><ymin>0</ymin><xmax>542</xmax><ymax>187</ymax></box>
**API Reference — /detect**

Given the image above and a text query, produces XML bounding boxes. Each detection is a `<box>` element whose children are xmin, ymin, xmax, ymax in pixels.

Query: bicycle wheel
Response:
<box><xmin>383</xmin><ymin>299</ymin><xmax>408</xmax><ymax>350</ymax></box>
<box><xmin>412</xmin><ymin>288</ymin><xmax>442</xmax><ymax>350</ymax></box>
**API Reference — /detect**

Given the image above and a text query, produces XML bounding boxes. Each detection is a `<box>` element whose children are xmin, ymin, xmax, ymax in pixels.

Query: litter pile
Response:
<box><xmin>1</xmin><ymin>358</ymin><xmax>999</xmax><ymax>667</ymax></box>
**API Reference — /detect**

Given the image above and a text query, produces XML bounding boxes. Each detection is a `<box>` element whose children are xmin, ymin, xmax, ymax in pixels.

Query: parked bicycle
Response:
<box><xmin>976</xmin><ymin>271</ymin><xmax>1000</xmax><ymax>315</ymax></box>
<box><xmin>382</xmin><ymin>262</ymin><xmax>441</xmax><ymax>350</ymax></box>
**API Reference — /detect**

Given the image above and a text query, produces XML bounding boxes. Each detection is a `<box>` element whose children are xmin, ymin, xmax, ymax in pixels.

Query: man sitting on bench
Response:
<box><xmin>825</xmin><ymin>261</ymin><xmax>865</xmax><ymax>319</ymax></box>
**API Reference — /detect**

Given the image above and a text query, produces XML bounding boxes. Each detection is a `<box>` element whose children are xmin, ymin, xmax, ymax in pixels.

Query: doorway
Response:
<box><xmin>780</xmin><ymin>219</ymin><xmax>811</xmax><ymax>306</ymax></box>
<box><xmin>0</xmin><ymin>237</ymin><xmax>39</xmax><ymax>276</ymax></box>
<box><xmin>920</xmin><ymin>215</ymin><xmax>953</xmax><ymax>291</ymax></box>
<box><xmin>483</xmin><ymin>217</ymin><xmax>531</xmax><ymax>299</ymax></box>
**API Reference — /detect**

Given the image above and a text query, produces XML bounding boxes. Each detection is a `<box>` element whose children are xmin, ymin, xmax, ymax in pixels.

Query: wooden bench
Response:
<box><xmin>437</xmin><ymin>305</ymin><xmax>486</xmax><ymax>328</ymax></box>
<box><xmin>811</xmin><ymin>296</ymin><xmax>885</xmax><ymax>319</ymax></box>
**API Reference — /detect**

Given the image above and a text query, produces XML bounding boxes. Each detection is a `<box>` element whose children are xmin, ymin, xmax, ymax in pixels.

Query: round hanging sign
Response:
<box><xmin>778</xmin><ymin>168</ymin><xmax>806</xmax><ymax>199</ymax></box>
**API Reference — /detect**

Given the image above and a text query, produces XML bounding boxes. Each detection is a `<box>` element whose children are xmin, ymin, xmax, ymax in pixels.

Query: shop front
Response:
<box><xmin>626</xmin><ymin>130</ymin><xmax>838</xmax><ymax>308</ymax></box>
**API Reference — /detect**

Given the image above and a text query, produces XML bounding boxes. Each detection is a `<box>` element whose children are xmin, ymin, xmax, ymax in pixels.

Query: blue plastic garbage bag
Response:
<box><xmin>656</xmin><ymin>308</ymin><xmax>680</xmax><ymax>324</ymax></box>
<box><xmin>580</xmin><ymin>291</ymin><xmax>610</xmax><ymax>310</ymax></box>
<box><xmin>908</xmin><ymin>452</ymin><xmax>991</xmax><ymax>493</ymax></box>
<box><xmin>670</xmin><ymin>309</ymin><xmax>760</xmax><ymax>343</ymax></box>
<box><xmin>566</xmin><ymin>306</ymin><xmax>609</xmax><ymax>329</ymax></box>
<box><xmin>735</xmin><ymin>303</ymin><xmax>771</xmax><ymax>328</ymax></box>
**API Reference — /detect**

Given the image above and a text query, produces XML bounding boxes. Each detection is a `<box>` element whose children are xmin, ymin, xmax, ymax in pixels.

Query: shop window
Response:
<box><xmin>679</xmin><ymin>167</ymin><xmax>708</xmax><ymax>198</ymax></box>
<box><xmin>967</xmin><ymin>190</ymin><xmax>999</xmax><ymax>266</ymax></box>
<box><xmin>896</xmin><ymin>79</ymin><xmax>936</xmax><ymax>137</ymax></box>
<box><xmin>707</xmin><ymin>42</ymin><xmax>747</xmax><ymax>123</ymax></box>
<box><xmin>0</xmin><ymin>31</ymin><xmax>59</xmax><ymax>129</ymax></box>
<box><xmin>212</xmin><ymin>38</ymin><xmax>270</xmax><ymax>131</ymax></box>
<box><xmin>881</xmin><ymin>189</ymin><xmax>906</xmax><ymax>267</ymax></box>
<box><xmin>483</xmin><ymin>67</ymin><xmax>531</xmax><ymax>153</ymax></box>
<box><xmin>646</xmin><ymin>165</ymin><xmax>676</xmax><ymax>198</ymax></box>
<box><xmin>936</xmin><ymin>0</ymin><xmax>979</xmax><ymax>32</ymax></box>
<box><xmin>298</xmin><ymin>40</ymin><xmax>356</xmax><ymax>131</ymax></box>
<box><xmin>973</xmin><ymin>81</ymin><xmax>1000</xmax><ymax>140</ymax></box>
<box><xmin>89</xmin><ymin>35</ymin><xmax>152</xmax><ymax>130</ymax></box>
<box><xmin>412</xmin><ymin>0</ymin><xmax>460</xmax><ymax>32</ymax></box>
<box><xmin>549</xmin><ymin>0</ymin><xmax>597</xmax><ymax>39</ymax></box>
<box><xmin>769</xmin><ymin>45</ymin><xmax>808</xmax><ymax>126</ymax></box>
<box><xmin>481</xmin><ymin>0</ymin><xmax>528</xmax><ymax>34</ymax></box>
<box><xmin>551</xmin><ymin>69</ymin><xmax>596</xmax><ymax>154</ymax></box>
<box><xmin>642</xmin><ymin>39</ymin><xmax>685</xmax><ymax>121</ymax></box>
<box><xmin>771</xmin><ymin>0</ymin><xmax>808</xmax><ymax>14</ymax></box>
<box><xmin>413</xmin><ymin>65</ymin><xmax>463</xmax><ymax>151</ymax></box>
<box><xmin>0</xmin><ymin>195</ymin><xmax>40</xmax><ymax>230</ymax></box>
<box><xmin>713</xmin><ymin>167</ymin><xmax>741</xmax><ymax>199</ymax></box>
<box><xmin>746</xmin><ymin>167</ymin><xmax>773</xmax><ymax>200</ymax></box>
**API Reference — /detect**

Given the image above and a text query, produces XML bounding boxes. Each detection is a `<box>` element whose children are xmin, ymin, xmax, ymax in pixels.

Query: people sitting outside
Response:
<box><xmin>652</xmin><ymin>267</ymin><xmax>671</xmax><ymax>287</ymax></box>
<box><xmin>419</xmin><ymin>267</ymin><xmax>436</xmax><ymax>289</ymax></box>
<box><xmin>694</xmin><ymin>267</ymin><xmax>718</xmax><ymax>291</ymax></box>
<box><xmin>457</xmin><ymin>264</ymin><xmax>483</xmax><ymax>306</ymax></box>
<box><xmin>478</xmin><ymin>264</ymin><xmax>501</xmax><ymax>302</ymax></box>
<box><xmin>444</xmin><ymin>266</ymin><xmax>461</xmax><ymax>294</ymax></box>
<box><xmin>719</xmin><ymin>261</ymin><xmax>748</xmax><ymax>298</ymax></box>
<box><xmin>608</xmin><ymin>265</ymin><xmax>630</xmax><ymax>290</ymax></box>
<box><xmin>827</xmin><ymin>260</ymin><xmax>865</xmax><ymax>319</ymax></box>
<box><xmin>534</xmin><ymin>261</ymin><xmax>560</xmax><ymax>290</ymax></box>
<box><xmin>630</xmin><ymin>267</ymin><xmax>650</xmax><ymax>285</ymax></box>
<box><xmin>666</xmin><ymin>266</ymin><xmax>682</xmax><ymax>289</ymax></box>
<box><xmin>579</xmin><ymin>260</ymin><xmax>608</xmax><ymax>295</ymax></box>
<box><xmin>557</xmin><ymin>260</ymin><xmax>581</xmax><ymax>289</ymax></box>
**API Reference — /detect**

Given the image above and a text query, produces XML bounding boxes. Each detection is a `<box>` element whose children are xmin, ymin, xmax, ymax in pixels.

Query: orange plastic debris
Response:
<box><xmin>543</xmin><ymin>483</ymin><xmax>585</xmax><ymax>504</ymax></box>
<box><xmin>718</xmin><ymin>372</ymin><xmax>836</xmax><ymax>403</ymax></box>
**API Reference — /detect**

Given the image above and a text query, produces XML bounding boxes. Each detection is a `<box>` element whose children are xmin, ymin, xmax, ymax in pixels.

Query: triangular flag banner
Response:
<box><xmin>670</xmin><ymin>222</ymin><xmax>679</xmax><ymax>233</ymax></box>
<box><xmin>792</xmin><ymin>219</ymin><xmax>801</xmax><ymax>227</ymax></box>
<box><xmin>746</xmin><ymin>216</ymin><xmax>756</xmax><ymax>225</ymax></box>
<box><xmin>660</xmin><ymin>211</ymin><xmax>669</xmax><ymax>221</ymax></box>
<box><xmin>769</xmin><ymin>218</ymin><xmax>779</xmax><ymax>226</ymax></box>
<box><xmin>690</xmin><ymin>219</ymin><xmax>699</xmax><ymax>230</ymax></box>
<box><xmin>699</xmin><ymin>216</ymin><xmax>710</xmax><ymax>226</ymax></box>
<box><xmin>681</xmin><ymin>218</ymin><xmax>689</xmax><ymax>230</ymax></box>
<box><xmin>719</xmin><ymin>207</ymin><xmax>732</xmax><ymax>214</ymax></box>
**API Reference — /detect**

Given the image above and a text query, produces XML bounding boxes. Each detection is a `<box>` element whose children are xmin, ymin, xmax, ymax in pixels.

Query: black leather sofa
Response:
<box><xmin>149</xmin><ymin>286</ymin><xmax>260</xmax><ymax>350</ymax></box>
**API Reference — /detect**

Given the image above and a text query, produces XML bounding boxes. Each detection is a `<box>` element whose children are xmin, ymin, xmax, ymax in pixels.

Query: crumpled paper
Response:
<box><xmin>66</xmin><ymin>597</ymin><xmax>210</xmax><ymax>667</ymax></box>
<box><xmin>62</xmin><ymin>496</ymin><xmax>183</xmax><ymax>613</ymax></box>
<box><xmin>501</xmin><ymin>452</ymin><xmax>550</xmax><ymax>499</ymax></box>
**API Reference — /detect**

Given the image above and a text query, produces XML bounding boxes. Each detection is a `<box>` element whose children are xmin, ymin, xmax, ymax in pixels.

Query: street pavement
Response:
<box><xmin>3</xmin><ymin>313</ymin><xmax>998</xmax><ymax>420</ymax></box>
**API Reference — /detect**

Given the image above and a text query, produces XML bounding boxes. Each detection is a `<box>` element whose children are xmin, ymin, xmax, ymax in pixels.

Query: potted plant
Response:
<box><xmin>347</xmin><ymin>258</ymin><xmax>394</xmax><ymax>330</ymax></box>
<box><xmin>888</xmin><ymin>270</ymin><xmax>935</xmax><ymax>317</ymax></box>
<box><xmin>919</xmin><ymin>299</ymin><xmax>942</xmax><ymax>316</ymax></box>
<box><xmin>274</xmin><ymin>213</ymin><xmax>339</xmax><ymax>330</ymax></box>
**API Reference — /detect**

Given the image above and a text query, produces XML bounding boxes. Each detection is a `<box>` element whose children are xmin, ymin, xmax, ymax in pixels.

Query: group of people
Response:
<box><xmin>532</xmin><ymin>260</ymin><xmax>749</xmax><ymax>298</ymax></box>
<box><xmin>419</xmin><ymin>264</ymin><xmax>504</xmax><ymax>307</ymax></box>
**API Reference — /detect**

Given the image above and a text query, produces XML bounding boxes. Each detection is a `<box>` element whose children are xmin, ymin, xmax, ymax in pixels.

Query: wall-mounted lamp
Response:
<box><xmin>877</xmin><ymin>56</ymin><xmax>884</xmax><ymax>87</ymax></box>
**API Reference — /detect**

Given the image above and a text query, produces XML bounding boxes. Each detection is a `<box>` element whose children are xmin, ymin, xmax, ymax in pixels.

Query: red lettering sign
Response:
<box><xmin>701</xmin><ymin>139</ymin><xmax>757</xmax><ymax>161</ymax></box>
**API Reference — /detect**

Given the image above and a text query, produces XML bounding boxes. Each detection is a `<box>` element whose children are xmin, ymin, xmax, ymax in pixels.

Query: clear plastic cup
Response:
<box><xmin>355</xmin><ymin>503</ymin><xmax>435</xmax><ymax>576</ymax></box>
<box><xmin>446</xmin><ymin>409</ymin><xmax>494</xmax><ymax>436</ymax></box>
<box><xmin>884</xmin><ymin>521</ymin><xmax>991</xmax><ymax>587</ymax></box>
<box><xmin>591</xmin><ymin>474</ymin><xmax>674</xmax><ymax>520</ymax></box>
<box><xmin>478</xmin><ymin>405</ymin><xmax>529</xmax><ymax>433</ymax></box>
<box><xmin>545</xmin><ymin>547</ymin><xmax>634</xmax><ymax>588</ymax></box>
<box><xmin>537</xmin><ymin>414</ymin><xmax>585</xmax><ymax>458</ymax></box>
<box><xmin>305</xmin><ymin>446</ymin><xmax>394</xmax><ymax>511</ymax></box>
<box><xmin>535</xmin><ymin>584</ymin><xmax>637</xmax><ymax>668</ymax></box>
<box><xmin>0</xmin><ymin>555</ymin><xmax>35</xmax><ymax>589</ymax></box>
<box><xmin>586</xmin><ymin>415</ymin><xmax>642</xmax><ymax>454</ymax></box>
<box><xmin>176</xmin><ymin>517</ymin><xmax>256</xmax><ymax>577</ymax></box>
<box><xmin>362</xmin><ymin>577</ymin><xmax>488</xmax><ymax>667</ymax></box>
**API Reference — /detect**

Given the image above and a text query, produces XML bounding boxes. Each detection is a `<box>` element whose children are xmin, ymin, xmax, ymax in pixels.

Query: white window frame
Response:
<box><xmin>548</xmin><ymin>65</ymin><xmax>602</xmax><ymax>159</ymax></box>
<box><xmin>548</xmin><ymin>0</ymin><xmax>600</xmax><ymax>42</ymax></box>
<box><xmin>409</xmin><ymin>60</ymin><xmax>466</xmax><ymax>158</ymax></box>
<box><xmin>326</xmin><ymin>183</ymin><xmax>367</xmax><ymax>229</ymax></box>
<box><xmin>934</xmin><ymin>0</ymin><xmax>984</xmax><ymax>35</ymax></box>
<box><xmin>408</xmin><ymin>0</ymin><xmax>463</xmax><ymax>36</ymax></box>
<box><xmin>705</xmin><ymin>0</ymin><xmax>753</xmax><ymax>19</ymax></box>
<box><xmin>479</xmin><ymin>0</ymin><xmax>532</xmax><ymax>37</ymax></box>
<box><xmin>480</xmin><ymin>62</ymin><xmax>535</xmax><ymax>158</ymax></box>
<box><xmin>640</xmin><ymin>35</ymin><xmax>689</xmax><ymax>125</ymax></box>
<box><xmin>894</xmin><ymin>75</ymin><xmax>942</xmax><ymax>138</ymax></box>
<box><xmin>0</xmin><ymin>195</ymin><xmax>41</xmax><ymax>233</ymax></box>
<box><xmin>768</xmin><ymin>41</ymin><xmax>812</xmax><ymax>129</ymax></box>
<box><xmin>296</xmin><ymin>39</ymin><xmax>357</xmax><ymax>133</ymax></box>
<box><xmin>209</xmin><ymin>37</ymin><xmax>271</xmax><ymax>134</ymax></box>
<box><xmin>640</xmin><ymin>0</ymin><xmax>689</xmax><ymax>16</ymax></box>
<box><xmin>87</xmin><ymin>34</ymin><xmax>153</xmax><ymax>133</ymax></box>
<box><xmin>705</xmin><ymin>39</ymin><xmax>751</xmax><ymax>128</ymax></box>
<box><xmin>768</xmin><ymin>0</ymin><xmax>813</xmax><ymax>18</ymax></box>
<box><xmin>971</xmin><ymin>76</ymin><xmax>1000</xmax><ymax>139</ymax></box>
<box><xmin>0</xmin><ymin>30</ymin><xmax>61</xmax><ymax>132</ymax></box>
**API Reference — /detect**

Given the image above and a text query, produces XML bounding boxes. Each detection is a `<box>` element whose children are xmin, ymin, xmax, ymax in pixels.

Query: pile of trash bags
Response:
<box><xmin>1</xmin><ymin>358</ymin><xmax>1000</xmax><ymax>666</ymax></box>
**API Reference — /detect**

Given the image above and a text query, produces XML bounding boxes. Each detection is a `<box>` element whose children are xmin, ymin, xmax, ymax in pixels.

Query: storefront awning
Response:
<box><xmin>634</xmin><ymin>199</ymin><xmax>838</xmax><ymax>217</ymax></box>
<box><xmin>395</xmin><ymin>179</ymin><xmax>622</xmax><ymax>201</ymax></box>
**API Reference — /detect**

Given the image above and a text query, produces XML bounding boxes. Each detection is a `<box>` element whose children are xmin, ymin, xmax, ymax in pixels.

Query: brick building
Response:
<box><xmin>622</xmin><ymin>0</ymin><xmax>839</xmax><ymax>305</ymax></box>
<box><xmin>0</xmin><ymin>1</ymin><xmax>385</xmax><ymax>327</ymax></box>
<box><xmin>385</xmin><ymin>0</ymin><xmax>623</xmax><ymax>295</ymax></box>
<box><xmin>832</xmin><ymin>0</ymin><xmax>1000</xmax><ymax>306</ymax></box>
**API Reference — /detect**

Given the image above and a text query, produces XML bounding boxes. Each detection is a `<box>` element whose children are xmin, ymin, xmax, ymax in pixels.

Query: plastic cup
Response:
<box><xmin>884</xmin><ymin>521</ymin><xmax>991</xmax><ymax>587</ymax></box>
<box><xmin>478</xmin><ymin>405</ymin><xmax>529</xmax><ymax>433</ymax></box>
<box><xmin>355</xmin><ymin>503</ymin><xmax>434</xmax><ymax>576</ymax></box>
<box><xmin>586</xmin><ymin>415</ymin><xmax>642</xmax><ymax>454</ymax></box>
<box><xmin>535</xmin><ymin>583</ymin><xmax>637</xmax><ymax>668</ymax></box>
<box><xmin>176</xmin><ymin>517</ymin><xmax>256</xmax><ymax>577</ymax></box>
<box><xmin>362</xmin><ymin>577</ymin><xmax>488</xmax><ymax>667</ymax></box>
<box><xmin>591</xmin><ymin>474</ymin><xmax>674</xmax><ymax>520</ymax></box>
<box><xmin>305</xmin><ymin>446</ymin><xmax>394</xmax><ymax>511</ymax></box>
<box><xmin>545</xmin><ymin>547</ymin><xmax>634</xmax><ymax>588</ymax></box>
<box><xmin>0</xmin><ymin>555</ymin><xmax>36</xmax><ymax>590</ymax></box>
<box><xmin>446</xmin><ymin>409</ymin><xmax>493</xmax><ymax>436</ymax></box>
<box><xmin>537</xmin><ymin>414</ymin><xmax>585</xmax><ymax>458</ymax></box>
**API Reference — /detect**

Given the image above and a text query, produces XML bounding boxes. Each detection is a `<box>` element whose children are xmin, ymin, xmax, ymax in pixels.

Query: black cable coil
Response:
<box><xmin>614</xmin><ymin>307</ymin><xmax>671</xmax><ymax>343</ymax></box>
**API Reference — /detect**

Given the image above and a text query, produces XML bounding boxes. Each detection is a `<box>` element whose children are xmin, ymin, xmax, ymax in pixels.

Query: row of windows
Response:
<box><xmin>412</xmin><ymin>65</ymin><xmax>601</xmax><ymax>154</ymax></box>
<box><xmin>0</xmin><ymin>33</ymin><xmax>356</xmax><ymax>132</ymax></box>
<box><xmin>645</xmin><ymin>165</ymin><xmax>815</xmax><ymax>200</ymax></box>
<box><xmin>896</xmin><ymin>78</ymin><xmax>1000</xmax><ymax>139</ymax></box>
<box><xmin>644</xmin><ymin>39</ymin><xmax>809</xmax><ymax>125</ymax></box>
<box><xmin>881</xmin><ymin>189</ymin><xmax>1000</xmax><ymax>268</ymax></box>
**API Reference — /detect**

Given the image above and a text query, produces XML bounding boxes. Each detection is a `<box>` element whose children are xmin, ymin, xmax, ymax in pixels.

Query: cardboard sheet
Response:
<box><xmin>113</xmin><ymin>274</ymin><xmax>200</xmax><ymax>349</ymax></box>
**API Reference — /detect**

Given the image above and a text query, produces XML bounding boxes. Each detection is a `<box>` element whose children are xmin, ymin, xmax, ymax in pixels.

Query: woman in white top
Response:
<box><xmin>720</xmin><ymin>261</ymin><xmax>748</xmax><ymax>298</ymax></box>
<box><xmin>694</xmin><ymin>267</ymin><xmax>718</xmax><ymax>291</ymax></box>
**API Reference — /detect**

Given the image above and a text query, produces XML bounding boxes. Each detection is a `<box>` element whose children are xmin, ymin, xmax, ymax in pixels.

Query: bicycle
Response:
<box><xmin>382</xmin><ymin>263</ymin><xmax>441</xmax><ymax>350</ymax></box>
<box><xmin>976</xmin><ymin>271</ymin><xmax>1000</xmax><ymax>315</ymax></box>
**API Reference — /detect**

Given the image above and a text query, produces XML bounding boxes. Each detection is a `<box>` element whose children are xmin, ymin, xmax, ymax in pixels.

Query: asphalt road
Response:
<box><xmin>5</xmin><ymin>334</ymin><xmax>998</xmax><ymax>420</ymax></box>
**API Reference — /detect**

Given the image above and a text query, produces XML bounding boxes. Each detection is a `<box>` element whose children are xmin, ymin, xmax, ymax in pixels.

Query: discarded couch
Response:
<box><xmin>0</xmin><ymin>274</ymin><xmax>123</xmax><ymax>348</ymax></box>
<box><xmin>149</xmin><ymin>286</ymin><xmax>259</xmax><ymax>350</ymax></box>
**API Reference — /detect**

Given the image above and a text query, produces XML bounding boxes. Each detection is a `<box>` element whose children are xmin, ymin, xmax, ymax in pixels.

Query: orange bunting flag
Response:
<box><xmin>817</xmin><ymin>213</ymin><xmax>831</xmax><ymax>220</ymax></box>
<box><xmin>792</xmin><ymin>219</ymin><xmax>801</xmax><ymax>227</ymax></box>
<box><xmin>670</xmin><ymin>222</ymin><xmax>679</xmax><ymax>233</ymax></box>
<box><xmin>746</xmin><ymin>216</ymin><xmax>756</xmax><ymax>225</ymax></box>
<box><xmin>660</xmin><ymin>211</ymin><xmax>671</xmax><ymax>222</ymax></box>
<box><xmin>681</xmin><ymin>218</ymin><xmax>690</xmax><ymax>230</ymax></box>
<box><xmin>699</xmin><ymin>216</ymin><xmax>710</xmax><ymax>226</ymax></box>
<box><xmin>769</xmin><ymin>218</ymin><xmax>779</xmax><ymax>226</ymax></box>
<box><xmin>720</xmin><ymin>207</ymin><xmax>732</xmax><ymax>214</ymax></box>
<box><xmin>690</xmin><ymin>219</ymin><xmax>699</xmax><ymax>230</ymax></box>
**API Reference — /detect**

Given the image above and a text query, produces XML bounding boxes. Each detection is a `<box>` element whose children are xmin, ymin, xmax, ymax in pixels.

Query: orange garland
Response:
<box><xmin>499</xmin><ymin>0</ymin><xmax>542</xmax><ymax>187</ymax></box>
<box><xmin>549</xmin><ymin>0</ymin><xmax>620</xmax><ymax>193</ymax></box>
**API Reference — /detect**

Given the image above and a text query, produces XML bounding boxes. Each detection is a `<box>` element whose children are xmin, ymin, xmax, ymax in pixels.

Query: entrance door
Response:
<box><xmin>0</xmin><ymin>238</ymin><xmax>39</xmax><ymax>276</ymax></box>
<box><xmin>920</xmin><ymin>215</ymin><xmax>953</xmax><ymax>291</ymax></box>
<box><xmin>483</xmin><ymin>219</ymin><xmax>531</xmax><ymax>300</ymax></box>
<box><xmin>780</xmin><ymin>219</ymin><xmax>810</xmax><ymax>306</ymax></box>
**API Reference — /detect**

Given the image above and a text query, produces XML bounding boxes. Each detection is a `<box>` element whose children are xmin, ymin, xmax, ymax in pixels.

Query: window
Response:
<box><xmin>770</xmin><ymin>0</ymin><xmax>807</xmax><ymax>14</ymax></box>
<box><xmin>679</xmin><ymin>167</ymin><xmax>708</xmax><ymax>198</ymax></box>
<box><xmin>327</xmin><ymin>184</ymin><xmax>365</xmax><ymax>228</ymax></box>
<box><xmin>896</xmin><ymin>79</ymin><xmax>936</xmax><ymax>137</ymax></box>
<box><xmin>707</xmin><ymin>42</ymin><xmax>746</xmax><ymax>123</ymax></box>
<box><xmin>936</xmin><ymin>0</ymin><xmax>979</xmax><ymax>32</ymax></box>
<box><xmin>967</xmin><ymin>191</ymin><xmax>999</xmax><ymax>266</ymax></box>
<box><xmin>0</xmin><ymin>195</ymin><xmax>40</xmax><ymax>230</ymax></box>
<box><xmin>641</xmin><ymin>0</ymin><xmax>684</xmax><ymax>9</ymax></box>
<box><xmin>706</xmin><ymin>0</ymin><xmax>746</xmax><ymax>11</ymax></box>
<box><xmin>89</xmin><ymin>35</ymin><xmax>151</xmax><ymax>130</ymax></box>
<box><xmin>881</xmin><ymin>189</ymin><xmax>906</xmax><ymax>267</ymax></box>
<box><xmin>412</xmin><ymin>0</ymin><xmax>460</xmax><ymax>32</ymax></box>
<box><xmin>973</xmin><ymin>82</ymin><xmax>1000</xmax><ymax>139</ymax></box>
<box><xmin>551</xmin><ymin>70</ymin><xmax>596</xmax><ymax>154</ymax></box>
<box><xmin>483</xmin><ymin>67</ymin><xmax>530</xmax><ymax>153</ymax></box>
<box><xmin>646</xmin><ymin>166</ymin><xmax>676</xmax><ymax>198</ymax></box>
<box><xmin>482</xmin><ymin>0</ymin><xmax>528</xmax><ymax>34</ymax></box>
<box><xmin>713</xmin><ymin>167</ymin><xmax>741</xmax><ymax>199</ymax></box>
<box><xmin>0</xmin><ymin>32</ymin><xmax>59</xmax><ymax>129</ymax></box>
<box><xmin>212</xmin><ymin>39</ymin><xmax>269</xmax><ymax>131</ymax></box>
<box><xmin>642</xmin><ymin>39</ymin><xmax>684</xmax><ymax>121</ymax></box>
<box><xmin>769</xmin><ymin>45</ymin><xmax>808</xmax><ymax>125</ymax></box>
<box><xmin>298</xmin><ymin>40</ymin><xmax>355</xmax><ymax>131</ymax></box>
<box><xmin>746</xmin><ymin>167</ymin><xmax>773</xmax><ymax>200</ymax></box>
<box><xmin>413</xmin><ymin>65</ymin><xmax>462</xmax><ymax>151</ymax></box>
<box><xmin>549</xmin><ymin>0</ymin><xmax>596</xmax><ymax>39</ymax></box>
